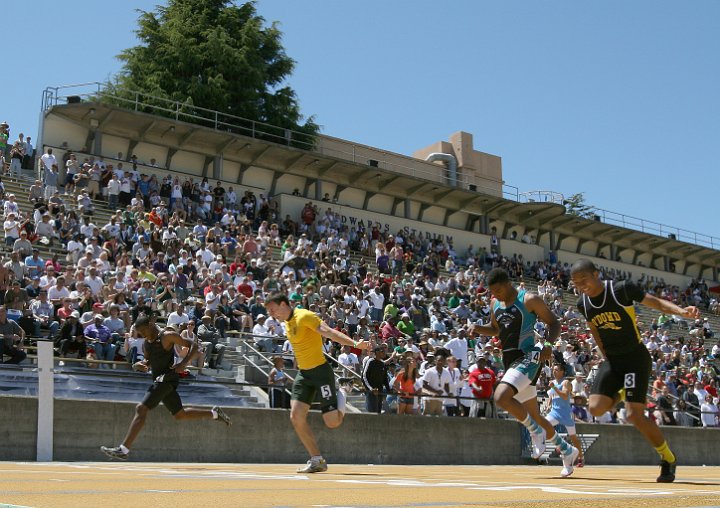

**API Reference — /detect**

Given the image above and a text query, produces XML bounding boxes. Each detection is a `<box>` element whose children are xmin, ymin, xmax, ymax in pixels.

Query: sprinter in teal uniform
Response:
<box><xmin>472</xmin><ymin>268</ymin><xmax>579</xmax><ymax>477</ymax></box>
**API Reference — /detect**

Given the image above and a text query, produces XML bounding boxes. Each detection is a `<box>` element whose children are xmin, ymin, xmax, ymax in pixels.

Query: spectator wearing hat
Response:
<box><xmin>59</xmin><ymin>311</ymin><xmax>85</xmax><ymax>358</ymax></box>
<box><xmin>252</xmin><ymin>314</ymin><xmax>276</xmax><ymax>353</ymax></box>
<box><xmin>12</xmin><ymin>230</ymin><xmax>32</xmax><ymax>258</ymax></box>
<box><xmin>362</xmin><ymin>346</ymin><xmax>390</xmax><ymax>414</ymax></box>
<box><xmin>197</xmin><ymin>312</ymin><xmax>226</xmax><ymax>369</ymax></box>
<box><xmin>85</xmin><ymin>314</ymin><xmax>115</xmax><ymax>366</ymax></box>
<box><xmin>3</xmin><ymin>211</ymin><xmax>21</xmax><ymax>247</ymax></box>
<box><xmin>468</xmin><ymin>356</ymin><xmax>496</xmax><ymax>418</ymax></box>
<box><xmin>571</xmin><ymin>394</ymin><xmax>590</xmax><ymax>423</ymax></box>
<box><xmin>396</xmin><ymin>313</ymin><xmax>416</xmax><ymax>339</ymax></box>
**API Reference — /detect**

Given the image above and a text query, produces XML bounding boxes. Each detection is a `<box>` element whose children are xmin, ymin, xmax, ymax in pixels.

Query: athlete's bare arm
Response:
<box><xmin>641</xmin><ymin>294</ymin><xmax>700</xmax><ymax>320</ymax></box>
<box><xmin>162</xmin><ymin>331</ymin><xmax>198</xmax><ymax>372</ymax></box>
<box><xmin>524</xmin><ymin>292</ymin><xmax>560</xmax><ymax>361</ymax></box>
<box><xmin>317</xmin><ymin>321</ymin><xmax>370</xmax><ymax>350</ymax></box>
<box><xmin>551</xmin><ymin>379</ymin><xmax>572</xmax><ymax>400</ymax></box>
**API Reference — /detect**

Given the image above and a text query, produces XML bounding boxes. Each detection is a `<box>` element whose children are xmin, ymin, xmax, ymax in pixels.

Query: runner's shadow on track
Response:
<box><xmin>551</xmin><ymin>477</ymin><xmax>718</xmax><ymax>486</ymax></box>
<box><xmin>331</xmin><ymin>473</ymin><xmax>396</xmax><ymax>477</ymax></box>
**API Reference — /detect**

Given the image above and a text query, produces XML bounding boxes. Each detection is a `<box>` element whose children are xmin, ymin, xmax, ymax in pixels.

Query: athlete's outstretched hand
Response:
<box><xmin>681</xmin><ymin>306</ymin><xmax>701</xmax><ymax>320</ymax></box>
<box><xmin>539</xmin><ymin>344</ymin><xmax>553</xmax><ymax>363</ymax></box>
<box><xmin>354</xmin><ymin>340</ymin><xmax>370</xmax><ymax>350</ymax></box>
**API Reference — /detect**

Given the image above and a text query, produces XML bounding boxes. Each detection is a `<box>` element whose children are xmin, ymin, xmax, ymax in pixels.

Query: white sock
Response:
<box><xmin>119</xmin><ymin>444</ymin><xmax>129</xmax><ymax>454</ymax></box>
<box><xmin>211</xmin><ymin>409</ymin><xmax>218</xmax><ymax>419</ymax></box>
<box><xmin>336</xmin><ymin>387</ymin><xmax>346</xmax><ymax>415</ymax></box>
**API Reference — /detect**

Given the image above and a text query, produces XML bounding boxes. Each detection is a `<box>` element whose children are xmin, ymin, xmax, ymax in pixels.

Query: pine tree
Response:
<box><xmin>103</xmin><ymin>0</ymin><xmax>318</xmax><ymax>146</ymax></box>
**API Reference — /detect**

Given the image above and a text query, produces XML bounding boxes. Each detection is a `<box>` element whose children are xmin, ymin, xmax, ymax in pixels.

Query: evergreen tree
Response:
<box><xmin>103</xmin><ymin>0</ymin><xmax>318</xmax><ymax>146</ymax></box>
<box><xmin>563</xmin><ymin>192</ymin><xmax>597</xmax><ymax>219</ymax></box>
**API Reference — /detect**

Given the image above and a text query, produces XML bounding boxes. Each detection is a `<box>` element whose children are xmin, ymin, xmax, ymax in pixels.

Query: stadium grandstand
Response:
<box><xmin>1</xmin><ymin>82</ymin><xmax>719</xmax><ymax>474</ymax></box>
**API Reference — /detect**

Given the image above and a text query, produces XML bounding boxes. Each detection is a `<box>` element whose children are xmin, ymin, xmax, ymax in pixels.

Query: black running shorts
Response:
<box><xmin>592</xmin><ymin>344</ymin><xmax>651</xmax><ymax>404</ymax></box>
<box><xmin>142</xmin><ymin>374</ymin><xmax>183</xmax><ymax>415</ymax></box>
<box><xmin>291</xmin><ymin>362</ymin><xmax>338</xmax><ymax>413</ymax></box>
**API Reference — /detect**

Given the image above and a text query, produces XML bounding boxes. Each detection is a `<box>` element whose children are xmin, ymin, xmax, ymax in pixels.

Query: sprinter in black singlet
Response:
<box><xmin>571</xmin><ymin>259</ymin><xmax>700</xmax><ymax>483</ymax></box>
<box><xmin>101</xmin><ymin>315</ymin><xmax>231</xmax><ymax>460</ymax></box>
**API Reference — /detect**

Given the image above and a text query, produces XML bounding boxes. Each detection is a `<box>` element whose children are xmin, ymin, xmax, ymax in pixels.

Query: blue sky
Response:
<box><xmin>4</xmin><ymin>1</ymin><xmax>718</xmax><ymax>244</ymax></box>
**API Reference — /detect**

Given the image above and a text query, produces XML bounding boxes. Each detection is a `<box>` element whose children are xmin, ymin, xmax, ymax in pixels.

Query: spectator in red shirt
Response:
<box><xmin>705</xmin><ymin>379</ymin><xmax>718</xmax><ymax>399</ymax></box>
<box><xmin>236</xmin><ymin>277</ymin><xmax>254</xmax><ymax>299</ymax></box>
<box><xmin>468</xmin><ymin>357</ymin><xmax>496</xmax><ymax>418</ymax></box>
<box><xmin>380</xmin><ymin>316</ymin><xmax>406</xmax><ymax>346</ymax></box>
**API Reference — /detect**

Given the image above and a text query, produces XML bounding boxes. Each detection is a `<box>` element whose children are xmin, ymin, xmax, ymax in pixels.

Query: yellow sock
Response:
<box><xmin>617</xmin><ymin>389</ymin><xmax>626</xmax><ymax>402</ymax></box>
<box><xmin>655</xmin><ymin>441</ymin><xmax>676</xmax><ymax>463</ymax></box>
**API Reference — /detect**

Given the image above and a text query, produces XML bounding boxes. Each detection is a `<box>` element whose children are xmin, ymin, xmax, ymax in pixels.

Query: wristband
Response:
<box><xmin>353</xmin><ymin>340</ymin><xmax>358</xmax><ymax>348</ymax></box>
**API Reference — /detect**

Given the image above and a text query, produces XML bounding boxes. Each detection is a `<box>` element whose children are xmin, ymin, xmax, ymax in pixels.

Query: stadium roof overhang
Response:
<box><xmin>47</xmin><ymin>103</ymin><xmax>719</xmax><ymax>269</ymax></box>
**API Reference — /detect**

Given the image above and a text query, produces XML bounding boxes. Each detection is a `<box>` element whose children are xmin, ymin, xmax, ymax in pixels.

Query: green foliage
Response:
<box><xmin>563</xmin><ymin>192</ymin><xmax>597</xmax><ymax>219</ymax></box>
<box><xmin>102</xmin><ymin>0</ymin><xmax>318</xmax><ymax>147</ymax></box>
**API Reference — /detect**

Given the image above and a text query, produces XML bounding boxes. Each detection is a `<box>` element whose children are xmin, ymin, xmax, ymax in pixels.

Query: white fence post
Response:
<box><xmin>36</xmin><ymin>340</ymin><xmax>54</xmax><ymax>461</ymax></box>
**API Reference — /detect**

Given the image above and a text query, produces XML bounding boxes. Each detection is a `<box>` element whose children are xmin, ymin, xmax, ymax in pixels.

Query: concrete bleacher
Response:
<box><xmin>0</xmin><ymin>366</ymin><xmax>263</xmax><ymax>408</ymax></box>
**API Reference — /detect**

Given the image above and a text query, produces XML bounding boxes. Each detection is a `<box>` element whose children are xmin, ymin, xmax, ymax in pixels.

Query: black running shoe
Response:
<box><xmin>100</xmin><ymin>446</ymin><xmax>128</xmax><ymax>461</ymax></box>
<box><xmin>213</xmin><ymin>406</ymin><xmax>232</xmax><ymax>426</ymax></box>
<box><xmin>657</xmin><ymin>460</ymin><xmax>676</xmax><ymax>483</ymax></box>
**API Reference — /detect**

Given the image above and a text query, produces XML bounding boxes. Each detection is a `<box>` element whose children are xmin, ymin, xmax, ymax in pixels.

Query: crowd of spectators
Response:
<box><xmin>0</xmin><ymin>138</ymin><xmax>718</xmax><ymax>428</ymax></box>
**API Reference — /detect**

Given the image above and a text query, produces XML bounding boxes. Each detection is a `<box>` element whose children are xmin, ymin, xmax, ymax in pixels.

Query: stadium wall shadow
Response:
<box><xmin>2</xmin><ymin>396</ymin><xmax>718</xmax><ymax>465</ymax></box>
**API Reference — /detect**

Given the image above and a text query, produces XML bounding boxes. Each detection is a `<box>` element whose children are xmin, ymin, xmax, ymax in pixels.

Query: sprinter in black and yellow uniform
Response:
<box><xmin>571</xmin><ymin>259</ymin><xmax>700</xmax><ymax>483</ymax></box>
<box><xmin>265</xmin><ymin>292</ymin><xmax>369</xmax><ymax>474</ymax></box>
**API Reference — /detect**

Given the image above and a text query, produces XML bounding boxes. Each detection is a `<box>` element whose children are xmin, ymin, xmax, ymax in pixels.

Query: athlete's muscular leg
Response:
<box><xmin>589</xmin><ymin>394</ymin><xmax>619</xmax><ymax>417</ymax></box>
<box><xmin>322</xmin><ymin>410</ymin><xmax>343</xmax><ymax>429</ymax></box>
<box><xmin>494</xmin><ymin>383</ymin><xmax>530</xmax><ymax>421</ymax></box>
<box><xmin>624</xmin><ymin>401</ymin><xmax>667</xmax><ymax>447</ymax></box>
<box><xmin>523</xmin><ymin>397</ymin><xmax>559</xmax><ymax>439</ymax></box>
<box><xmin>569</xmin><ymin>434</ymin><xmax>584</xmax><ymax>459</ymax></box>
<box><xmin>290</xmin><ymin>400</ymin><xmax>322</xmax><ymax>457</ymax></box>
<box><xmin>121</xmin><ymin>404</ymin><xmax>149</xmax><ymax>449</ymax></box>
<box><xmin>174</xmin><ymin>408</ymin><xmax>213</xmax><ymax>421</ymax></box>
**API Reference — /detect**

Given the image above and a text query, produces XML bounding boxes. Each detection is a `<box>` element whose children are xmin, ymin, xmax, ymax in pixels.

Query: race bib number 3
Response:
<box><xmin>624</xmin><ymin>373</ymin><xmax>636</xmax><ymax>389</ymax></box>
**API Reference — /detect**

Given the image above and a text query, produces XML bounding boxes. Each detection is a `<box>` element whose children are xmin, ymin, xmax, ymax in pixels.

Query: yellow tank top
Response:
<box><xmin>286</xmin><ymin>308</ymin><xmax>325</xmax><ymax>370</ymax></box>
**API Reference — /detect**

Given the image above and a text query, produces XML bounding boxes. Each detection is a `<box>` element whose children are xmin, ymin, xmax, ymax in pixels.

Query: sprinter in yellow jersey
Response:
<box><xmin>265</xmin><ymin>292</ymin><xmax>369</xmax><ymax>474</ymax></box>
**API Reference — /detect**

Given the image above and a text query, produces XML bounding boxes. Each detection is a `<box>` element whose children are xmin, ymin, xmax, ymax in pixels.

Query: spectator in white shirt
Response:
<box><xmin>337</xmin><ymin>345</ymin><xmax>360</xmax><ymax>373</ymax></box>
<box><xmin>167</xmin><ymin>303</ymin><xmax>190</xmax><ymax>329</ymax></box>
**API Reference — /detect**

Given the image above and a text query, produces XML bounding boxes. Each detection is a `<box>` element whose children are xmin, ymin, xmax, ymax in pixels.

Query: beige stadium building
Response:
<box><xmin>37</xmin><ymin>83</ymin><xmax>719</xmax><ymax>287</ymax></box>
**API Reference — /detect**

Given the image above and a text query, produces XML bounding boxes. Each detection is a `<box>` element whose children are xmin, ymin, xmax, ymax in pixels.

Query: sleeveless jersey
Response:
<box><xmin>547</xmin><ymin>379</ymin><xmax>574</xmax><ymax>426</ymax></box>
<box><xmin>492</xmin><ymin>289</ymin><xmax>537</xmax><ymax>368</ymax></box>
<box><xmin>146</xmin><ymin>329</ymin><xmax>177</xmax><ymax>381</ymax></box>
<box><xmin>577</xmin><ymin>280</ymin><xmax>645</xmax><ymax>356</ymax></box>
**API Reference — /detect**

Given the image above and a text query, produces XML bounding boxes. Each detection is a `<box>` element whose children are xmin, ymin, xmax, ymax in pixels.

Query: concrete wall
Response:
<box><xmin>3</xmin><ymin>396</ymin><xmax>719</xmax><ymax>465</ymax></box>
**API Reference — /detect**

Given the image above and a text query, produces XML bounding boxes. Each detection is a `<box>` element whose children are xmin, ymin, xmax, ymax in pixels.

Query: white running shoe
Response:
<box><xmin>530</xmin><ymin>428</ymin><xmax>546</xmax><ymax>459</ymax></box>
<box><xmin>297</xmin><ymin>458</ymin><xmax>328</xmax><ymax>473</ymax></box>
<box><xmin>560</xmin><ymin>446</ymin><xmax>580</xmax><ymax>477</ymax></box>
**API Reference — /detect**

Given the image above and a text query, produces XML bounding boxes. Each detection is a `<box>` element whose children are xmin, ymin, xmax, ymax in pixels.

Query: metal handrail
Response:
<box><xmin>519</xmin><ymin>190</ymin><xmax>565</xmax><ymax>205</ymax></box>
<box><xmin>42</xmin><ymin>82</ymin><xmax>720</xmax><ymax>250</ymax></box>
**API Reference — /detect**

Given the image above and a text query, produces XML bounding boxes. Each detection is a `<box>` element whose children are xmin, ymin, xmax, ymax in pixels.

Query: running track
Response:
<box><xmin>0</xmin><ymin>462</ymin><xmax>719</xmax><ymax>507</ymax></box>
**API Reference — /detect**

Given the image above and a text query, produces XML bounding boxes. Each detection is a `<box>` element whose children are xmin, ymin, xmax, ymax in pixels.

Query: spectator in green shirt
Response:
<box><xmin>384</xmin><ymin>300</ymin><xmax>399</xmax><ymax>321</ymax></box>
<box><xmin>397</xmin><ymin>313</ymin><xmax>416</xmax><ymax>338</ymax></box>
